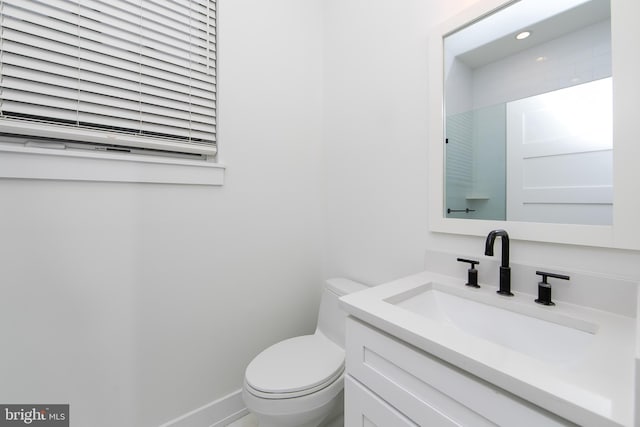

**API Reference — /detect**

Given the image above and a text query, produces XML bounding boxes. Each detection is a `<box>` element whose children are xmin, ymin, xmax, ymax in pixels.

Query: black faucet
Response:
<box><xmin>484</xmin><ymin>229</ymin><xmax>513</xmax><ymax>296</ymax></box>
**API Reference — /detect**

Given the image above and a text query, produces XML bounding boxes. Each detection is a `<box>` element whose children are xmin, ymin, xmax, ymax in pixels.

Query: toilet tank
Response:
<box><xmin>316</xmin><ymin>278</ymin><xmax>368</xmax><ymax>348</ymax></box>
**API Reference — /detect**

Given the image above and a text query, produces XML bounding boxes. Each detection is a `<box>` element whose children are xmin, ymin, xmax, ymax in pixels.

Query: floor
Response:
<box><xmin>226</xmin><ymin>413</ymin><xmax>257</xmax><ymax>427</ymax></box>
<box><xmin>226</xmin><ymin>413</ymin><xmax>344</xmax><ymax>427</ymax></box>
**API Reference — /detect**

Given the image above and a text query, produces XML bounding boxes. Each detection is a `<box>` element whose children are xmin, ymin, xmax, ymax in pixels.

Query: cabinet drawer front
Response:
<box><xmin>345</xmin><ymin>375</ymin><xmax>418</xmax><ymax>427</ymax></box>
<box><xmin>346</xmin><ymin>317</ymin><xmax>575</xmax><ymax>427</ymax></box>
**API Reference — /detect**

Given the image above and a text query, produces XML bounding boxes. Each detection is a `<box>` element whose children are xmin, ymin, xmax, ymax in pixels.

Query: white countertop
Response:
<box><xmin>340</xmin><ymin>271</ymin><xmax>637</xmax><ymax>427</ymax></box>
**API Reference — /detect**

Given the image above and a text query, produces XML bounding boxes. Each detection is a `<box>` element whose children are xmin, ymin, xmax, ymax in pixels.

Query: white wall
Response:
<box><xmin>0</xmin><ymin>1</ymin><xmax>324</xmax><ymax>425</ymax></box>
<box><xmin>323</xmin><ymin>0</ymin><xmax>640</xmax><ymax>287</ymax></box>
<box><xmin>324</xmin><ymin>0</ymin><xmax>478</xmax><ymax>285</ymax></box>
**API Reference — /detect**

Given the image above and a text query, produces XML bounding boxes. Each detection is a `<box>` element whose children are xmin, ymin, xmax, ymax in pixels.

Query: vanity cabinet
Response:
<box><xmin>345</xmin><ymin>376</ymin><xmax>417</xmax><ymax>427</ymax></box>
<box><xmin>344</xmin><ymin>317</ymin><xmax>576</xmax><ymax>427</ymax></box>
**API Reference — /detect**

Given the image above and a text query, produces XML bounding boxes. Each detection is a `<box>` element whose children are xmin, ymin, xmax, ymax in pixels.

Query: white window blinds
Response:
<box><xmin>0</xmin><ymin>0</ymin><xmax>217</xmax><ymax>156</ymax></box>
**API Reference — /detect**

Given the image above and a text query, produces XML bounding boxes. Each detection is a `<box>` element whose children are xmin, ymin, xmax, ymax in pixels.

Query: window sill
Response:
<box><xmin>0</xmin><ymin>142</ymin><xmax>225</xmax><ymax>186</ymax></box>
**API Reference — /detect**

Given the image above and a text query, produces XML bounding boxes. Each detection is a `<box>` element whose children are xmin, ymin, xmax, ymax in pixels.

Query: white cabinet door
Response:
<box><xmin>344</xmin><ymin>376</ymin><xmax>418</xmax><ymax>427</ymax></box>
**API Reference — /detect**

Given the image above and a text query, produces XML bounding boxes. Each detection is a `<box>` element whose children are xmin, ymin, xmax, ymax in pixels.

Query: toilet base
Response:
<box><xmin>253</xmin><ymin>392</ymin><xmax>342</xmax><ymax>427</ymax></box>
<box><xmin>243</xmin><ymin>382</ymin><xmax>344</xmax><ymax>427</ymax></box>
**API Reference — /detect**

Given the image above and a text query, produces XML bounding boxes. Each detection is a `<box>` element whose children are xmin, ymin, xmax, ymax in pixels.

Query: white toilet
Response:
<box><xmin>242</xmin><ymin>278</ymin><xmax>367</xmax><ymax>427</ymax></box>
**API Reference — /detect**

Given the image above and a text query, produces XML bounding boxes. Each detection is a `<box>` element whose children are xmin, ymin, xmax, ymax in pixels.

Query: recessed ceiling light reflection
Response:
<box><xmin>515</xmin><ymin>31</ymin><xmax>531</xmax><ymax>40</ymax></box>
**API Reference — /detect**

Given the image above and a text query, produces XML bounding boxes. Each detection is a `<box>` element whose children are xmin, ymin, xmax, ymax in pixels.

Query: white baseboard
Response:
<box><xmin>158</xmin><ymin>389</ymin><xmax>248</xmax><ymax>427</ymax></box>
<box><xmin>209</xmin><ymin>408</ymin><xmax>250</xmax><ymax>427</ymax></box>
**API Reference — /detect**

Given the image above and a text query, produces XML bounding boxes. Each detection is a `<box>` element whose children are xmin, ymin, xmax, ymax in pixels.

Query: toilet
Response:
<box><xmin>242</xmin><ymin>278</ymin><xmax>368</xmax><ymax>427</ymax></box>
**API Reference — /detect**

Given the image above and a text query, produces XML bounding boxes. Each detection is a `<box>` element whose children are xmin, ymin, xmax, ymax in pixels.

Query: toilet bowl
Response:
<box><xmin>242</xmin><ymin>278</ymin><xmax>368</xmax><ymax>427</ymax></box>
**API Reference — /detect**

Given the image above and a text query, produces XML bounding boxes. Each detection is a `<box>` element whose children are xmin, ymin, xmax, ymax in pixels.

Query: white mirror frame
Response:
<box><xmin>428</xmin><ymin>0</ymin><xmax>640</xmax><ymax>250</ymax></box>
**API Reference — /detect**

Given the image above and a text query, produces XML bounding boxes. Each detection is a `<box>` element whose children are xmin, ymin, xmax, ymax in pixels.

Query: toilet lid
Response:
<box><xmin>245</xmin><ymin>333</ymin><xmax>344</xmax><ymax>395</ymax></box>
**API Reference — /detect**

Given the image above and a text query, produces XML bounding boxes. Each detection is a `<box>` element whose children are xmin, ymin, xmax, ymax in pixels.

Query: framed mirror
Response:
<box><xmin>428</xmin><ymin>0</ymin><xmax>640</xmax><ymax>249</ymax></box>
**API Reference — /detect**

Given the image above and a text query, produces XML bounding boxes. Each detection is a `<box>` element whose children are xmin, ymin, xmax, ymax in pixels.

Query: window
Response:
<box><xmin>0</xmin><ymin>0</ymin><xmax>223</xmax><ymax>185</ymax></box>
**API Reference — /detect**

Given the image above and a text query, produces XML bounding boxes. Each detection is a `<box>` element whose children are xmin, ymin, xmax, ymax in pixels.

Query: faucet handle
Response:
<box><xmin>457</xmin><ymin>258</ymin><xmax>480</xmax><ymax>288</ymax></box>
<box><xmin>534</xmin><ymin>271</ymin><xmax>570</xmax><ymax>306</ymax></box>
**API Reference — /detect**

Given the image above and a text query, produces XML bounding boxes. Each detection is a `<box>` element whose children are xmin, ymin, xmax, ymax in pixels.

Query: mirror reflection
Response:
<box><xmin>444</xmin><ymin>0</ymin><xmax>612</xmax><ymax>225</ymax></box>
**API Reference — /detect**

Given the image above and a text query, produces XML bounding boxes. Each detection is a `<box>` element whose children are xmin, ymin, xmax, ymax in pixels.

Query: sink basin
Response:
<box><xmin>385</xmin><ymin>283</ymin><xmax>597</xmax><ymax>364</ymax></box>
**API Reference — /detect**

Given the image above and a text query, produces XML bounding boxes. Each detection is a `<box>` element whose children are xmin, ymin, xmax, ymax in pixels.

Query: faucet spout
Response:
<box><xmin>484</xmin><ymin>229</ymin><xmax>509</xmax><ymax>268</ymax></box>
<box><xmin>484</xmin><ymin>229</ymin><xmax>513</xmax><ymax>296</ymax></box>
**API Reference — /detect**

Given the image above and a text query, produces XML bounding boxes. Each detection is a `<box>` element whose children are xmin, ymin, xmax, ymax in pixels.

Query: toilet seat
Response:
<box><xmin>245</xmin><ymin>333</ymin><xmax>344</xmax><ymax>399</ymax></box>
